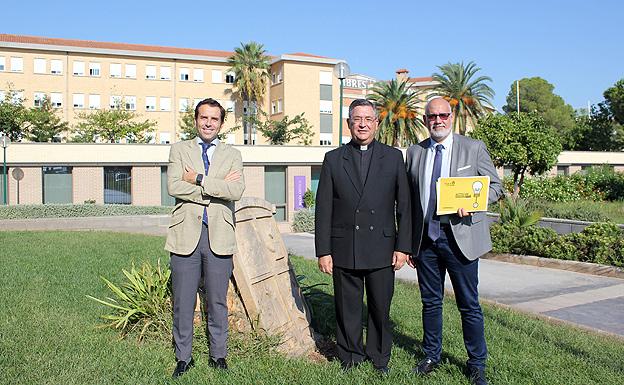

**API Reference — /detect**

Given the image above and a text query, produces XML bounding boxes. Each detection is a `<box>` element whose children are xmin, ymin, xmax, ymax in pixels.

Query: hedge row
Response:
<box><xmin>491</xmin><ymin>222</ymin><xmax>624</xmax><ymax>267</ymax></box>
<box><xmin>0</xmin><ymin>204</ymin><xmax>171</xmax><ymax>219</ymax></box>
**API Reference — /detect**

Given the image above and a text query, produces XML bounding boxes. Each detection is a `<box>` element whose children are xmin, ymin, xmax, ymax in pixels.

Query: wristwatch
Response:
<box><xmin>195</xmin><ymin>173</ymin><xmax>203</xmax><ymax>186</ymax></box>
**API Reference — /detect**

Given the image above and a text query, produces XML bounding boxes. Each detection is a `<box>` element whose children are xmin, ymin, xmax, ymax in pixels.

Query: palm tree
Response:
<box><xmin>431</xmin><ymin>61</ymin><xmax>494</xmax><ymax>134</ymax></box>
<box><xmin>367</xmin><ymin>79</ymin><xmax>426</xmax><ymax>147</ymax></box>
<box><xmin>227</xmin><ymin>42</ymin><xmax>271</xmax><ymax>144</ymax></box>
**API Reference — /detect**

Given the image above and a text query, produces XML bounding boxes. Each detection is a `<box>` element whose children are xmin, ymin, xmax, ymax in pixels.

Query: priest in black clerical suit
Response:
<box><xmin>315</xmin><ymin>99</ymin><xmax>412</xmax><ymax>373</ymax></box>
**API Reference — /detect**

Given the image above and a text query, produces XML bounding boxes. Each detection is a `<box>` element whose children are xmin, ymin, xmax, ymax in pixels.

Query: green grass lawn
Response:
<box><xmin>1</xmin><ymin>231</ymin><xmax>623</xmax><ymax>385</ymax></box>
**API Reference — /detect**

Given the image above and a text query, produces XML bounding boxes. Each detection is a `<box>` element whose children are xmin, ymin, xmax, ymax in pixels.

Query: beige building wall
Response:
<box><xmin>7</xmin><ymin>167</ymin><xmax>42</xmax><ymax>204</ymax></box>
<box><xmin>131</xmin><ymin>166</ymin><xmax>161</xmax><ymax>206</ymax></box>
<box><xmin>242</xmin><ymin>166</ymin><xmax>264</xmax><ymax>199</ymax></box>
<box><xmin>73</xmin><ymin>167</ymin><xmax>103</xmax><ymax>204</ymax></box>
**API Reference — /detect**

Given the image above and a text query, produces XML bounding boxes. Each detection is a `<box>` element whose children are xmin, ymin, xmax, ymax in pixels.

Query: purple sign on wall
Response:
<box><xmin>294</xmin><ymin>176</ymin><xmax>306</xmax><ymax>210</ymax></box>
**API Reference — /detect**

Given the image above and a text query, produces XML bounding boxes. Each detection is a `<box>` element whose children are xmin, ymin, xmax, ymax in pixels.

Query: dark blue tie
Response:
<box><xmin>201</xmin><ymin>142</ymin><xmax>212</xmax><ymax>225</ymax></box>
<box><xmin>427</xmin><ymin>144</ymin><xmax>444</xmax><ymax>241</ymax></box>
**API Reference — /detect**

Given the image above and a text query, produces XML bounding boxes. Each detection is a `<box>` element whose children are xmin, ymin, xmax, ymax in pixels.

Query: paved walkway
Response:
<box><xmin>282</xmin><ymin>232</ymin><xmax>624</xmax><ymax>338</ymax></box>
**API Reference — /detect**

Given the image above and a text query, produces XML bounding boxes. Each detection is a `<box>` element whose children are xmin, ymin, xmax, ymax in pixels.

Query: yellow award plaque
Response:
<box><xmin>436</xmin><ymin>176</ymin><xmax>490</xmax><ymax>215</ymax></box>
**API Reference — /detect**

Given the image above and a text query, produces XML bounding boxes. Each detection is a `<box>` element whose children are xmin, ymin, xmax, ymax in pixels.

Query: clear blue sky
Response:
<box><xmin>4</xmin><ymin>0</ymin><xmax>623</xmax><ymax>111</ymax></box>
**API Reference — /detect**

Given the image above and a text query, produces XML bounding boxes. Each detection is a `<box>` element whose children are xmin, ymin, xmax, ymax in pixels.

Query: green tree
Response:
<box><xmin>178</xmin><ymin>103</ymin><xmax>196</xmax><ymax>140</ymax></box>
<box><xmin>0</xmin><ymin>86</ymin><xmax>28</xmax><ymax>141</ymax></box>
<box><xmin>470</xmin><ymin>112</ymin><xmax>562</xmax><ymax>197</ymax></box>
<box><xmin>72</xmin><ymin>103</ymin><xmax>156</xmax><ymax>143</ymax></box>
<box><xmin>572</xmin><ymin>103</ymin><xmax>624</xmax><ymax>151</ymax></box>
<box><xmin>430</xmin><ymin>61</ymin><xmax>494</xmax><ymax>134</ymax></box>
<box><xmin>366</xmin><ymin>79</ymin><xmax>426</xmax><ymax>147</ymax></box>
<box><xmin>227</xmin><ymin>42</ymin><xmax>271</xmax><ymax>145</ymax></box>
<box><xmin>502</xmin><ymin>77</ymin><xmax>576</xmax><ymax>149</ymax></box>
<box><xmin>25</xmin><ymin>96</ymin><xmax>69</xmax><ymax>142</ymax></box>
<box><xmin>244</xmin><ymin>110</ymin><xmax>313</xmax><ymax>145</ymax></box>
<box><xmin>603</xmin><ymin>78</ymin><xmax>624</xmax><ymax>125</ymax></box>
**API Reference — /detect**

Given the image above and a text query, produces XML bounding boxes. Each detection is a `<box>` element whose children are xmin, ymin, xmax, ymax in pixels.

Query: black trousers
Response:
<box><xmin>333</xmin><ymin>265</ymin><xmax>395</xmax><ymax>368</ymax></box>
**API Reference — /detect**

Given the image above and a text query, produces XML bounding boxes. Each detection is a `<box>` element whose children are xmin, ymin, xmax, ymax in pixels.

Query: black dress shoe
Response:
<box><xmin>412</xmin><ymin>357</ymin><xmax>440</xmax><ymax>375</ymax></box>
<box><xmin>469</xmin><ymin>367</ymin><xmax>488</xmax><ymax>385</ymax></box>
<box><xmin>374</xmin><ymin>365</ymin><xmax>390</xmax><ymax>375</ymax></box>
<box><xmin>209</xmin><ymin>357</ymin><xmax>228</xmax><ymax>370</ymax></box>
<box><xmin>172</xmin><ymin>357</ymin><xmax>195</xmax><ymax>378</ymax></box>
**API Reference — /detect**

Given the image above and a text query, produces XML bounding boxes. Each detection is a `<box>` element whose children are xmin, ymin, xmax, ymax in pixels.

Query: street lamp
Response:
<box><xmin>0</xmin><ymin>134</ymin><xmax>10</xmax><ymax>205</ymax></box>
<box><xmin>333</xmin><ymin>61</ymin><xmax>351</xmax><ymax>146</ymax></box>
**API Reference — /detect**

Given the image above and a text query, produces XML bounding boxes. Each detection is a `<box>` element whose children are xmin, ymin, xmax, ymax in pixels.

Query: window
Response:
<box><xmin>319</xmin><ymin>71</ymin><xmax>333</xmax><ymax>85</ymax></box>
<box><xmin>50</xmin><ymin>59</ymin><xmax>62</xmax><ymax>74</ymax></box>
<box><xmin>211</xmin><ymin>69</ymin><xmax>222</xmax><ymax>83</ymax></box>
<box><xmin>34</xmin><ymin>58</ymin><xmax>46</xmax><ymax>74</ymax></box>
<box><xmin>160</xmin><ymin>132</ymin><xmax>171</xmax><ymax>144</ymax></box>
<box><xmin>264</xmin><ymin>166</ymin><xmax>287</xmax><ymax>221</ymax></box>
<box><xmin>43</xmin><ymin>166</ymin><xmax>73</xmax><ymax>204</ymax></box>
<box><xmin>179</xmin><ymin>98</ymin><xmax>189</xmax><ymax>112</ymax></box>
<box><xmin>34</xmin><ymin>92</ymin><xmax>46</xmax><ymax>107</ymax></box>
<box><xmin>50</xmin><ymin>93</ymin><xmax>63</xmax><ymax>108</ymax></box>
<box><xmin>320</xmin><ymin>114</ymin><xmax>332</xmax><ymax>133</ymax></box>
<box><xmin>110</xmin><ymin>63</ymin><xmax>121</xmax><ymax>78</ymax></box>
<box><xmin>145</xmin><ymin>65</ymin><xmax>156</xmax><ymax>79</ymax></box>
<box><xmin>225</xmin><ymin>71</ymin><xmax>235</xmax><ymax>84</ymax></box>
<box><xmin>193</xmin><ymin>98</ymin><xmax>202</xmax><ymax>108</ymax></box>
<box><xmin>89</xmin><ymin>94</ymin><xmax>100</xmax><ymax>109</ymax></box>
<box><xmin>225</xmin><ymin>100</ymin><xmax>235</xmax><ymax>113</ymax></box>
<box><xmin>271</xmin><ymin>99</ymin><xmax>283</xmax><ymax>114</ymax></box>
<box><xmin>193</xmin><ymin>68</ymin><xmax>204</xmax><ymax>82</ymax></box>
<box><xmin>110</xmin><ymin>95</ymin><xmax>122</xmax><ymax>109</ymax></box>
<box><xmin>145</xmin><ymin>96</ymin><xmax>156</xmax><ymax>111</ymax></box>
<box><xmin>320</xmin><ymin>133</ymin><xmax>333</xmax><ymax>146</ymax></box>
<box><xmin>0</xmin><ymin>91</ymin><xmax>5</xmax><ymax>101</ymax></box>
<box><xmin>271</xmin><ymin>66</ymin><xmax>282</xmax><ymax>84</ymax></box>
<box><xmin>160</xmin><ymin>97</ymin><xmax>171</xmax><ymax>111</ymax></box>
<box><xmin>0</xmin><ymin>57</ymin><xmax>5</xmax><ymax>71</ymax></box>
<box><xmin>161</xmin><ymin>166</ymin><xmax>175</xmax><ymax>206</ymax></box>
<box><xmin>125</xmin><ymin>64</ymin><xmax>136</xmax><ymax>78</ymax></box>
<box><xmin>160</xmin><ymin>66</ymin><xmax>171</xmax><ymax>80</ymax></box>
<box><xmin>557</xmin><ymin>165</ymin><xmax>569</xmax><ymax>176</ymax></box>
<box><xmin>320</xmin><ymin>100</ymin><xmax>333</xmax><ymax>114</ymax></box>
<box><xmin>10</xmin><ymin>57</ymin><xmax>23</xmax><ymax>72</ymax></box>
<box><xmin>125</xmin><ymin>96</ymin><xmax>136</xmax><ymax>110</ymax></box>
<box><xmin>89</xmin><ymin>62</ymin><xmax>100</xmax><ymax>76</ymax></box>
<box><xmin>503</xmin><ymin>166</ymin><xmax>513</xmax><ymax>177</ymax></box>
<box><xmin>72</xmin><ymin>94</ymin><xmax>85</xmax><ymax>108</ymax></box>
<box><xmin>179</xmin><ymin>67</ymin><xmax>189</xmax><ymax>81</ymax></box>
<box><xmin>73</xmin><ymin>61</ymin><xmax>85</xmax><ymax>76</ymax></box>
<box><xmin>104</xmin><ymin>167</ymin><xmax>132</xmax><ymax>204</ymax></box>
<box><xmin>320</xmin><ymin>84</ymin><xmax>332</xmax><ymax>101</ymax></box>
<box><xmin>12</xmin><ymin>91</ymin><xmax>24</xmax><ymax>104</ymax></box>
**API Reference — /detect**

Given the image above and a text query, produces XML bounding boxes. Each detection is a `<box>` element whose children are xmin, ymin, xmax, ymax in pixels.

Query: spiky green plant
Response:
<box><xmin>498</xmin><ymin>196</ymin><xmax>543</xmax><ymax>228</ymax></box>
<box><xmin>87</xmin><ymin>259</ymin><xmax>172</xmax><ymax>341</ymax></box>
<box><xmin>367</xmin><ymin>79</ymin><xmax>426</xmax><ymax>147</ymax></box>
<box><xmin>431</xmin><ymin>61</ymin><xmax>494</xmax><ymax>134</ymax></box>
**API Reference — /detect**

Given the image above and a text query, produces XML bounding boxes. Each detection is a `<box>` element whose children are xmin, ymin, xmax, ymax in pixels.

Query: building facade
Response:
<box><xmin>0</xmin><ymin>34</ymin><xmax>343</xmax><ymax>146</ymax></box>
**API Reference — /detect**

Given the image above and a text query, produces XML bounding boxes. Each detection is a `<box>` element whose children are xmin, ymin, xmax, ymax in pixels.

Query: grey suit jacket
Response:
<box><xmin>165</xmin><ymin>140</ymin><xmax>245</xmax><ymax>256</ymax></box>
<box><xmin>406</xmin><ymin>134</ymin><xmax>504</xmax><ymax>260</ymax></box>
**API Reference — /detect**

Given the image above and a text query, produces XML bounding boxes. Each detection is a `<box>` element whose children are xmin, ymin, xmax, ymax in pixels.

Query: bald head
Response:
<box><xmin>423</xmin><ymin>97</ymin><xmax>453</xmax><ymax>142</ymax></box>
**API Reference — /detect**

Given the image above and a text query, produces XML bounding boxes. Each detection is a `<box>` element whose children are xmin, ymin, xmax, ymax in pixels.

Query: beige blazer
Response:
<box><xmin>165</xmin><ymin>140</ymin><xmax>245</xmax><ymax>256</ymax></box>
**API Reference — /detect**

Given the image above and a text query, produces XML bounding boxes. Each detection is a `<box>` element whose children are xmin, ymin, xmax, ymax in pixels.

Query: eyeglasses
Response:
<box><xmin>351</xmin><ymin>117</ymin><xmax>377</xmax><ymax>124</ymax></box>
<box><xmin>426</xmin><ymin>113</ymin><xmax>451</xmax><ymax>121</ymax></box>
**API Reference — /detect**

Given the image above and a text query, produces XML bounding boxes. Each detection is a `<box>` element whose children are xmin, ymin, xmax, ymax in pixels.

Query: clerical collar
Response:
<box><xmin>349</xmin><ymin>139</ymin><xmax>375</xmax><ymax>151</ymax></box>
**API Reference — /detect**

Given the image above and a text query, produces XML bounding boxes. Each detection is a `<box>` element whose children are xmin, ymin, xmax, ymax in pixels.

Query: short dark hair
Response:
<box><xmin>194</xmin><ymin>98</ymin><xmax>226</xmax><ymax>122</ymax></box>
<box><xmin>348</xmin><ymin>99</ymin><xmax>377</xmax><ymax>120</ymax></box>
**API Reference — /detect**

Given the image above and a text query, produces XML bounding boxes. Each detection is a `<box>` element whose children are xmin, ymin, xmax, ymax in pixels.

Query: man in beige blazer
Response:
<box><xmin>165</xmin><ymin>98</ymin><xmax>245</xmax><ymax>378</ymax></box>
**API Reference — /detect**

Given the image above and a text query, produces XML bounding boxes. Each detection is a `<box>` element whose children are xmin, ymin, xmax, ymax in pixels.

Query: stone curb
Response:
<box><xmin>483</xmin><ymin>252</ymin><xmax>624</xmax><ymax>280</ymax></box>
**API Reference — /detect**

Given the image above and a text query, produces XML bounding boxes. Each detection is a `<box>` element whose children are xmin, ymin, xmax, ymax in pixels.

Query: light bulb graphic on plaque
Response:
<box><xmin>472</xmin><ymin>181</ymin><xmax>483</xmax><ymax>208</ymax></box>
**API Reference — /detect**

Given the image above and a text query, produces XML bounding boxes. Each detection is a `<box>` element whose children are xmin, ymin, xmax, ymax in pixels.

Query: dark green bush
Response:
<box><xmin>303</xmin><ymin>189</ymin><xmax>315</xmax><ymax>209</ymax></box>
<box><xmin>0</xmin><ymin>204</ymin><xmax>171</xmax><ymax>219</ymax></box>
<box><xmin>292</xmin><ymin>208</ymin><xmax>314</xmax><ymax>233</ymax></box>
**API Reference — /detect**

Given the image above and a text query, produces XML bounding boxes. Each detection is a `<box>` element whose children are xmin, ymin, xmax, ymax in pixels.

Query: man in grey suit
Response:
<box><xmin>406</xmin><ymin>97</ymin><xmax>504</xmax><ymax>385</ymax></box>
<box><xmin>166</xmin><ymin>98</ymin><xmax>245</xmax><ymax>378</ymax></box>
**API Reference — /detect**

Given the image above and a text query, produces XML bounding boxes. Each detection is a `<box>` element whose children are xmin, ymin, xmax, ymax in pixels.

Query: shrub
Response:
<box><xmin>87</xmin><ymin>259</ymin><xmax>172</xmax><ymax>341</ymax></box>
<box><xmin>0</xmin><ymin>204</ymin><xmax>171</xmax><ymax>219</ymax></box>
<box><xmin>490</xmin><ymin>222</ymin><xmax>557</xmax><ymax>255</ymax></box>
<box><xmin>292</xmin><ymin>208</ymin><xmax>314</xmax><ymax>233</ymax></box>
<box><xmin>527</xmin><ymin>200</ymin><xmax>611</xmax><ymax>222</ymax></box>
<box><xmin>498</xmin><ymin>196</ymin><xmax>542</xmax><ymax>227</ymax></box>
<box><xmin>303</xmin><ymin>188</ymin><xmax>315</xmax><ymax>208</ymax></box>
